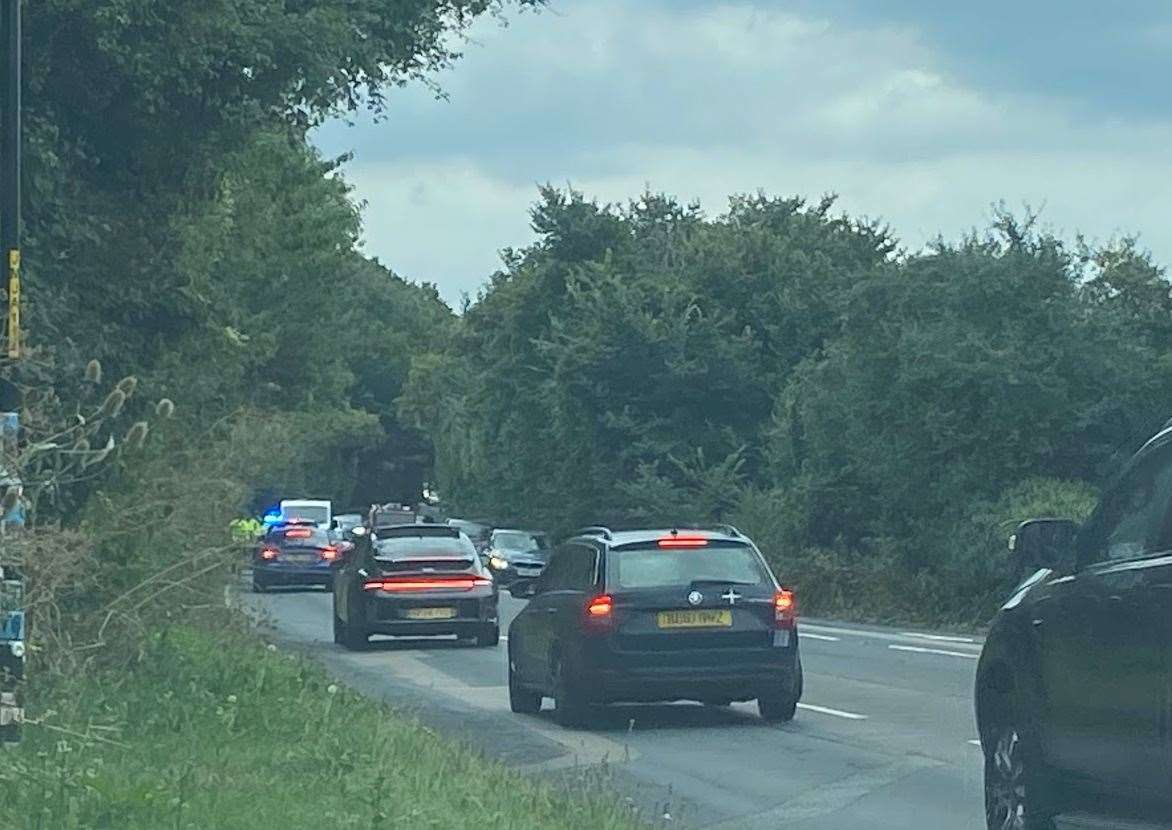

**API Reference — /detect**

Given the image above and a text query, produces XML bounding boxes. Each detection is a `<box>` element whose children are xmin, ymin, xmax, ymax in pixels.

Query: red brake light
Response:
<box><xmin>583</xmin><ymin>594</ymin><xmax>615</xmax><ymax>633</ymax></box>
<box><xmin>320</xmin><ymin>546</ymin><xmax>339</xmax><ymax>561</ymax></box>
<box><xmin>657</xmin><ymin>535</ymin><xmax>708</xmax><ymax>548</ymax></box>
<box><xmin>260</xmin><ymin>547</ymin><xmax>279</xmax><ymax>560</ymax></box>
<box><xmin>363</xmin><ymin>576</ymin><xmax>492</xmax><ymax>592</ymax></box>
<box><xmin>284</xmin><ymin>528</ymin><xmax>312</xmax><ymax>539</ymax></box>
<box><xmin>774</xmin><ymin>588</ymin><xmax>796</xmax><ymax>628</ymax></box>
<box><xmin>586</xmin><ymin>594</ymin><xmax>613</xmax><ymax>617</ymax></box>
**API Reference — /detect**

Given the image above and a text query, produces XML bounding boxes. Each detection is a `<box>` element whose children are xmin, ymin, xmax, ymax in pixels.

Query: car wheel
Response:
<box><xmin>476</xmin><ymin>624</ymin><xmax>500</xmax><ymax>647</ymax></box>
<box><xmin>757</xmin><ymin>689</ymin><xmax>798</xmax><ymax>723</ymax></box>
<box><xmin>552</xmin><ymin>655</ymin><xmax>589</xmax><ymax>728</ymax></box>
<box><xmin>335</xmin><ymin>613</ymin><xmax>368</xmax><ymax>651</ymax></box>
<box><xmin>332</xmin><ymin>609</ymin><xmax>344</xmax><ymax>645</ymax></box>
<box><xmin>984</xmin><ymin>721</ymin><xmax>1055</xmax><ymax>830</ymax></box>
<box><xmin>508</xmin><ymin>646</ymin><xmax>542</xmax><ymax>715</ymax></box>
<box><xmin>251</xmin><ymin>575</ymin><xmax>267</xmax><ymax>593</ymax></box>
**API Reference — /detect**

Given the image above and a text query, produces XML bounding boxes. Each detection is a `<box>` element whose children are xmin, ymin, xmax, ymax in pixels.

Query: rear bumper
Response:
<box><xmin>582</xmin><ymin>641</ymin><xmax>800</xmax><ymax>704</ymax></box>
<box><xmin>253</xmin><ymin>564</ymin><xmax>333</xmax><ymax>586</ymax></box>
<box><xmin>360</xmin><ymin>591</ymin><xmax>498</xmax><ymax>637</ymax></box>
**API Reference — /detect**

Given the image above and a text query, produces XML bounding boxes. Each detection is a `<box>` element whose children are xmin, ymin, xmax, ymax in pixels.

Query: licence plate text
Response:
<box><xmin>657</xmin><ymin>609</ymin><xmax>733</xmax><ymax>629</ymax></box>
<box><xmin>404</xmin><ymin>607</ymin><xmax>457</xmax><ymax>620</ymax></box>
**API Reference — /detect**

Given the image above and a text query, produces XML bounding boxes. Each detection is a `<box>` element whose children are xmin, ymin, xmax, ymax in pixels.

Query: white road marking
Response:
<box><xmin>796</xmin><ymin>702</ymin><xmax>868</xmax><ymax>720</ymax></box>
<box><xmin>889</xmin><ymin>644</ymin><xmax>979</xmax><ymax>660</ymax></box>
<box><xmin>968</xmin><ymin>739</ymin><xmax>982</xmax><ymax>747</ymax></box>
<box><xmin>900</xmin><ymin>632</ymin><xmax>976</xmax><ymax>644</ymax></box>
<box><xmin>800</xmin><ymin>632</ymin><xmax>841</xmax><ymax>642</ymax></box>
<box><xmin>801</xmin><ymin>623</ymin><xmax>984</xmax><ymax>650</ymax></box>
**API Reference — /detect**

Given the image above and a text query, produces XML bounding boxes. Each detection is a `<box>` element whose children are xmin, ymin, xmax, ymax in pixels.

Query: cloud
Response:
<box><xmin>315</xmin><ymin>0</ymin><xmax>1172</xmax><ymax>304</ymax></box>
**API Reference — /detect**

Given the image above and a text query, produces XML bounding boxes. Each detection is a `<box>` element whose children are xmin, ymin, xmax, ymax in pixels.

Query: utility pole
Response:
<box><xmin>1</xmin><ymin>0</ymin><xmax>20</xmax><ymax>363</ymax></box>
<box><xmin>0</xmin><ymin>0</ymin><xmax>21</xmax><ymax>746</ymax></box>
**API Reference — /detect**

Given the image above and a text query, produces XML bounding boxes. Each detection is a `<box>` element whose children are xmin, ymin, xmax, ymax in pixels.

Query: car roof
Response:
<box><xmin>572</xmin><ymin>527</ymin><xmax>746</xmax><ymax>548</ymax></box>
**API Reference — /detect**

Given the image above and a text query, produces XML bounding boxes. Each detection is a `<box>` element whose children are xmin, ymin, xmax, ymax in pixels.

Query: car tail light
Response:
<box><xmin>774</xmin><ymin>588</ymin><xmax>796</xmax><ymax>629</ymax></box>
<box><xmin>284</xmin><ymin>528</ymin><xmax>312</xmax><ymax>539</ymax></box>
<box><xmin>320</xmin><ymin>546</ymin><xmax>339</xmax><ymax>562</ymax></box>
<box><xmin>657</xmin><ymin>535</ymin><xmax>708</xmax><ymax>548</ymax></box>
<box><xmin>363</xmin><ymin>576</ymin><xmax>492</xmax><ymax>592</ymax></box>
<box><xmin>583</xmin><ymin>594</ymin><xmax>615</xmax><ymax>633</ymax></box>
<box><xmin>260</xmin><ymin>547</ymin><xmax>279</xmax><ymax>560</ymax></box>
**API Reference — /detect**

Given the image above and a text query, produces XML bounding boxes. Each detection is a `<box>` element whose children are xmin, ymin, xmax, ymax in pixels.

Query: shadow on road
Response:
<box><xmin>528</xmin><ymin>701</ymin><xmax>788</xmax><ymax>733</ymax></box>
<box><xmin>361</xmin><ymin>635</ymin><xmax>495</xmax><ymax>654</ymax></box>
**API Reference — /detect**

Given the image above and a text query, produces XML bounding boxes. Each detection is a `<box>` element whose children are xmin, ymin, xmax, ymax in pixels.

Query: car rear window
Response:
<box><xmin>276</xmin><ymin>527</ymin><xmax>331</xmax><ymax>546</ymax></box>
<box><xmin>613</xmin><ymin>544</ymin><xmax>769</xmax><ymax>589</ymax></box>
<box><xmin>374</xmin><ymin>536</ymin><xmax>476</xmax><ymax>559</ymax></box>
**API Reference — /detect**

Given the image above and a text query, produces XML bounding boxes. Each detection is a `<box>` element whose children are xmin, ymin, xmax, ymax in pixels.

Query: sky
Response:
<box><xmin>312</xmin><ymin>0</ymin><xmax>1172</xmax><ymax>306</ymax></box>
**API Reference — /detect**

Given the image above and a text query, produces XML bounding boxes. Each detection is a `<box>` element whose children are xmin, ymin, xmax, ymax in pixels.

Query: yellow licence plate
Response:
<box><xmin>404</xmin><ymin>607</ymin><xmax>457</xmax><ymax>620</ymax></box>
<box><xmin>657</xmin><ymin>609</ymin><xmax>733</xmax><ymax>629</ymax></box>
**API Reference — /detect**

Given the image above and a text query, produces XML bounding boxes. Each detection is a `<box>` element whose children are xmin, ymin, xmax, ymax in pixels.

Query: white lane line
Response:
<box><xmin>801</xmin><ymin>623</ymin><xmax>984</xmax><ymax>649</ymax></box>
<box><xmin>889</xmin><ymin>644</ymin><xmax>979</xmax><ymax>660</ymax></box>
<box><xmin>900</xmin><ymin>632</ymin><xmax>976</xmax><ymax>644</ymax></box>
<box><xmin>796</xmin><ymin>702</ymin><xmax>868</xmax><ymax>720</ymax></box>
<box><xmin>968</xmin><ymin>739</ymin><xmax>982</xmax><ymax>747</ymax></box>
<box><xmin>801</xmin><ymin>632</ymin><xmax>841</xmax><ymax>642</ymax></box>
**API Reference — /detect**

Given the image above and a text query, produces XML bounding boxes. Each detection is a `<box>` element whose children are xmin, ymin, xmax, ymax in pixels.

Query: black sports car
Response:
<box><xmin>332</xmin><ymin>524</ymin><xmax>499</xmax><ymax>649</ymax></box>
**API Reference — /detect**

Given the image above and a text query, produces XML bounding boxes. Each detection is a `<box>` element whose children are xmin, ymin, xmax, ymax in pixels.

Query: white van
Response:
<box><xmin>280</xmin><ymin>499</ymin><xmax>332</xmax><ymax>530</ymax></box>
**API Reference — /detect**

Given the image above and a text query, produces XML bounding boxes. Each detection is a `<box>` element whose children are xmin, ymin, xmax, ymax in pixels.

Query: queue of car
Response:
<box><xmin>256</xmin><ymin>421</ymin><xmax>1172</xmax><ymax>830</ymax></box>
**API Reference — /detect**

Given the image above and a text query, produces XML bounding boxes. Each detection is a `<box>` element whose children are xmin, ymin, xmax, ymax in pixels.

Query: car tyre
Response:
<box><xmin>508</xmin><ymin>646</ymin><xmax>542</xmax><ymax>715</ymax></box>
<box><xmin>758</xmin><ymin>659</ymin><xmax>802</xmax><ymax>723</ymax></box>
<box><xmin>335</xmin><ymin>612</ymin><xmax>368</xmax><ymax>651</ymax></box>
<box><xmin>251</xmin><ymin>574</ymin><xmax>268</xmax><ymax>593</ymax></box>
<box><xmin>983</xmin><ymin>707</ymin><xmax>1055</xmax><ymax>830</ymax></box>
<box><xmin>476</xmin><ymin>624</ymin><xmax>500</xmax><ymax>647</ymax></box>
<box><xmin>757</xmin><ymin>690</ymin><xmax>798</xmax><ymax>722</ymax></box>
<box><xmin>552</xmin><ymin>655</ymin><xmax>590</xmax><ymax>729</ymax></box>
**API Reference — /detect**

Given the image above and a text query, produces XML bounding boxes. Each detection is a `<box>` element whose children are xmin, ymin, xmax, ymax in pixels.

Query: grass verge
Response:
<box><xmin>0</xmin><ymin>621</ymin><xmax>644</xmax><ymax>830</ymax></box>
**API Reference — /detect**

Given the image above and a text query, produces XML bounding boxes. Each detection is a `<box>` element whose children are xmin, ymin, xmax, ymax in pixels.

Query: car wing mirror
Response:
<box><xmin>508</xmin><ymin>579</ymin><xmax>537</xmax><ymax>599</ymax></box>
<box><xmin>1010</xmin><ymin>518</ymin><xmax>1078</xmax><ymax>576</ymax></box>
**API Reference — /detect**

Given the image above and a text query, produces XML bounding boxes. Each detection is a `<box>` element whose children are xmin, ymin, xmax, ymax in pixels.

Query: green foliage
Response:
<box><xmin>0</xmin><ymin>623</ymin><xmax>643</xmax><ymax>830</ymax></box>
<box><xmin>407</xmin><ymin>188</ymin><xmax>1172</xmax><ymax>625</ymax></box>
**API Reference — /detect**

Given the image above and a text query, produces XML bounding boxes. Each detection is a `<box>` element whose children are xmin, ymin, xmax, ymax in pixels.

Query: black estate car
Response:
<box><xmin>976</xmin><ymin>424</ymin><xmax>1172</xmax><ymax>830</ymax></box>
<box><xmin>332</xmin><ymin>524</ymin><xmax>499</xmax><ymax>649</ymax></box>
<box><xmin>506</xmin><ymin>526</ymin><xmax>802</xmax><ymax>727</ymax></box>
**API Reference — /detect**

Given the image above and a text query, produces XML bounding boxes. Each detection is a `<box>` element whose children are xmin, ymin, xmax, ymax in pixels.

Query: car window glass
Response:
<box><xmin>1079</xmin><ymin>442</ymin><xmax>1172</xmax><ymax>567</ymax></box>
<box><xmin>564</xmin><ymin>544</ymin><xmax>597</xmax><ymax>590</ymax></box>
<box><xmin>534</xmin><ymin>547</ymin><xmax>571</xmax><ymax>593</ymax></box>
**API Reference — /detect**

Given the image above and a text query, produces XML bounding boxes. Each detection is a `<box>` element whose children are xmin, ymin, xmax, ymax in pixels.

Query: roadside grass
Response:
<box><xmin>0</xmin><ymin>621</ymin><xmax>645</xmax><ymax>830</ymax></box>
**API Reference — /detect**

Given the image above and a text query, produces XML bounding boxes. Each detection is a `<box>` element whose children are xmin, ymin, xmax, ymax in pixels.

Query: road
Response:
<box><xmin>246</xmin><ymin>584</ymin><xmax>987</xmax><ymax>829</ymax></box>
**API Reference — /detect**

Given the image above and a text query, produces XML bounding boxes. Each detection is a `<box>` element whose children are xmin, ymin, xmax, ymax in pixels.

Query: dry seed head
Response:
<box><xmin>126</xmin><ymin>421</ymin><xmax>149</xmax><ymax>450</ymax></box>
<box><xmin>155</xmin><ymin>398</ymin><xmax>175</xmax><ymax>419</ymax></box>
<box><xmin>98</xmin><ymin>389</ymin><xmax>126</xmax><ymax>419</ymax></box>
<box><xmin>116</xmin><ymin>376</ymin><xmax>138</xmax><ymax>397</ymax></box>
<box><xmin>84</xmin><ymin>359</ymin><xmax>102</xmax><ymax>384</ymax></box>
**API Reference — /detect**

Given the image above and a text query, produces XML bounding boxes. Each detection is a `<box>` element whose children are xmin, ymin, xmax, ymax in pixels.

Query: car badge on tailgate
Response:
<box><xmin>687</xmin><ymin>590</ymin><xmax>703</xmax><ymax>606</ymax></box>
<box><xmin>721</xmin><ymin>589</ymin><xmax>741</xmax><ymax>606</ymax></box>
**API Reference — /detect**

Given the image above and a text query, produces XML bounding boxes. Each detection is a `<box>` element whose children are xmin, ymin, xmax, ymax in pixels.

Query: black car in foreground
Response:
<box><xmin>251</xmin><ymin>522</ymin><xmax>342</xmax><ymax>592</ymax></box>
<box><xmin>332</xmin><ymin>524</ymin><xmax>499</xmax><ymax>649</ymax></box>
<box><xmin>485</xmin><ymin>528</ymin><xmax>551</xmax><ymax>586</ymax></box>
<box><xmin>506</xmin><ymin>526</ymin><xmax>802</xmax><ymax>727</ymax></box>
<box><xmin>976</xmin><ymin>424</ymin><xmax>1172</xmax><ymax>830</ymax></box>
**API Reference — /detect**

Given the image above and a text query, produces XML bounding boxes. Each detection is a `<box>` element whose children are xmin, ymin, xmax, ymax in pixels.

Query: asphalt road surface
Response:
<box><xmin>246</xmin><ymin>583</ymin><xmax>987</xmax><ymax>829</ymax></box>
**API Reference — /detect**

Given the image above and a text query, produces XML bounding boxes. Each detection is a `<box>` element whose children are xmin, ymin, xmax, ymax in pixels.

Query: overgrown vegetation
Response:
<box><xmin>401</xmin><ymin>190</ymin><xmax>1171</xmax><ymax>625</ymax></box>
<box><xmin>0</xmin><ymin>623</ymin><xmax>643</xmax><ymax>830</ymax></box>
